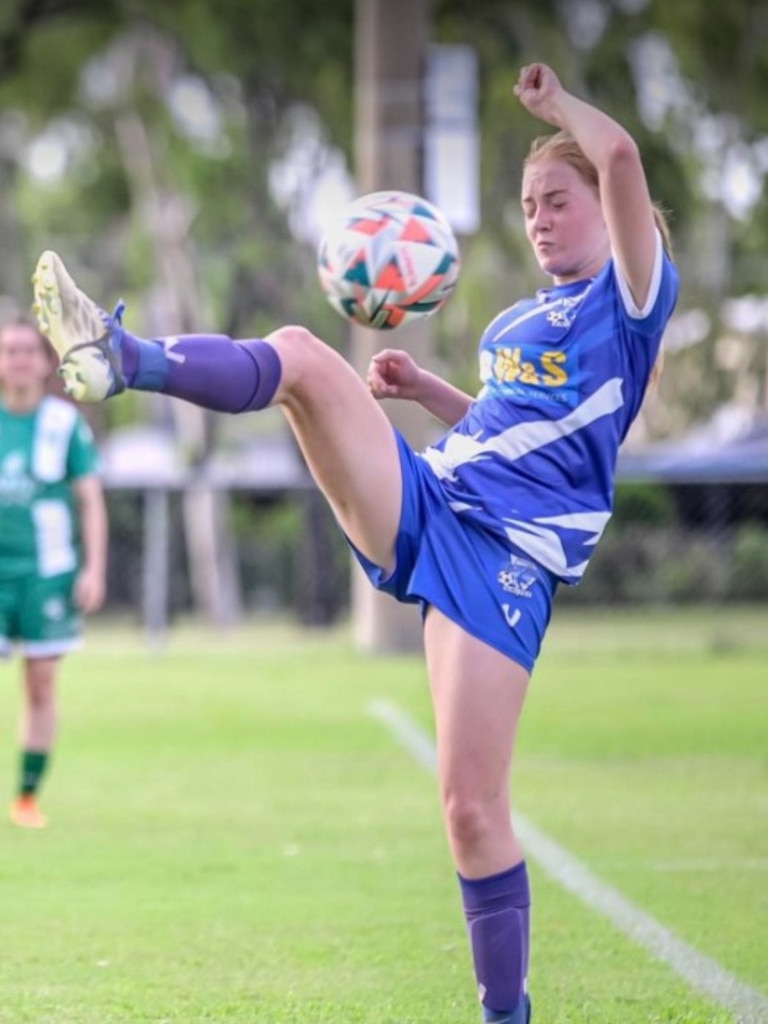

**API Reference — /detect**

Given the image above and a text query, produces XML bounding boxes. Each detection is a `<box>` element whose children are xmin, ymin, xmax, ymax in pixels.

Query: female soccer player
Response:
<box><xmin>33</xmin><ymin>63</ymin><xmax>677</xmax><ymax>1022</ymax></box>
<box><xmin>0</xmin><ymin>317</ymin><xmax>106</xmax><ymax>828</ymax></box>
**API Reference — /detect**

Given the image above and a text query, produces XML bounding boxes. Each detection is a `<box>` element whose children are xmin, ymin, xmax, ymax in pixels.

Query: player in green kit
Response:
<box><xmin>0</xmin><ymin>316</ymin><xmax>107</xmax><ymax>828</ymax></box>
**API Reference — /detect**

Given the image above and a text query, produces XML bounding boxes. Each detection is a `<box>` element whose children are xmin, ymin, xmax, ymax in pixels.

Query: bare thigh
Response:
<box><xmin>23</xmin><ymin>656</ymin><xmax>58</xmax><ymax>698</ymax></box>
<box><xmin>424</xmin><ymin>606</ymin><xmax>530</xmax><ymax>876</ymax></box>
<box><xmin>266</xmin><ymin>325</ymin><xmax>402</xmax><ymax>572</ymax></box>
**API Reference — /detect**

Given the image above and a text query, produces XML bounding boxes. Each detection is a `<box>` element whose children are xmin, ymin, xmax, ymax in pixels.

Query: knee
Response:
<box><xmin>267</xmin><ymin>324</ymin><xmax>349</xmax><ymax>399</ymax></box>
<box><xmin>25</xmin><ymin>678</ymin><xmax>55</xmax><ymax>709</ymax></box>
<box><xmin>268</xmin><ymin>324</ymin><xmax>319</xmax><ymax>349</ymax></box>
<box><xmin>441</xmin><ymin>787</ymin><xmax>498</xmax><ymax>855</ymax></box>
<box><xmin>268</xmin><ymin>325</ymin><xmax>335</xmax><ymax>376</ymax></box>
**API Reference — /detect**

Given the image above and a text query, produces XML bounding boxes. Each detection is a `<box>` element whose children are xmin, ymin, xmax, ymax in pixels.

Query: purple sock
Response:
<box><xmin>458</xmin><ymin>861</ymin><xmax>531</xmax><ymax>1019</ymax></box>
<box><xmin>121</xmin><ymin>332</ymin><xmax>281</xmax><ymax>413</ymax></box>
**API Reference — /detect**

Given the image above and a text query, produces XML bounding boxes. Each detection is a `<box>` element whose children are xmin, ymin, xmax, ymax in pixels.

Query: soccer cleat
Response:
<box><xmin>32</xmin><ymin>250</ymin><xmax>126</xmax><ymax>402</ymax></box>
<box><xmin>10</xmin><ymin>794</ymin><xmax>48</xmax><ymax>829</ymax></box>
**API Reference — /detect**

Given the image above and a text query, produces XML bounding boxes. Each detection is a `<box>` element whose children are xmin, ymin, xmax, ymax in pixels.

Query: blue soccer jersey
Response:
<box><xmin>420</xmin><ymin>232</ymin><xmax>679</xmax><ymax>584</ymax></box>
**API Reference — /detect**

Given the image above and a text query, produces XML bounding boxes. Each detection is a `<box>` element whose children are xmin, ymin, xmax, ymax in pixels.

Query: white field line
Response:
<box><xmin>369</xmin><ymin>698</ymin><xmax>768</xmax><ymax>1024</ymax></box>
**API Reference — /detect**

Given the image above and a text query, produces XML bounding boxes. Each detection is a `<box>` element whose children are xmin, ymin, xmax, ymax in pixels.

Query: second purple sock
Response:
<box><xmin>459</xmin><ymin>861</ymin><xmax>531</xmax><ymax>1018</ymax></box>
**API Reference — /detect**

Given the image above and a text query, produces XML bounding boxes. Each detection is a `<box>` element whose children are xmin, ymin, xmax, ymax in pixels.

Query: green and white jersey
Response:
<box><xmin>0</xmin><ymin>396</ymin><xmax>100</xmax><ymax>579</ymax></box>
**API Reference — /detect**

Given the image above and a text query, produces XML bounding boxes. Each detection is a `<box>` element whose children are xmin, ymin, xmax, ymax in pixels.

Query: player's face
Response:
<box><xmin>521</xmin><ymin>159</ymin><xmax>610</xmax><ymax>284</ymax></box>
<box><xmin>0</xmin><ymin>324</ymin><xmax>52</xmax><ymax>396</ymax></box>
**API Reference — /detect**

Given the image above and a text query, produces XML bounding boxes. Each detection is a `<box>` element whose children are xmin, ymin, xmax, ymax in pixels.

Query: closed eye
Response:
<box><xmin>522</xmin><ymin>197</ymin><xmax>568</xmax><ymax>219</ymax></box>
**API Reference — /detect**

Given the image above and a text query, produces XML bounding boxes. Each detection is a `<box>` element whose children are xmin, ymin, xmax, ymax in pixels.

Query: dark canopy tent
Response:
<box><xmin>618</xmin><ymin>416</ymin><xmax>768</xmax><ymax>485</ymax></box>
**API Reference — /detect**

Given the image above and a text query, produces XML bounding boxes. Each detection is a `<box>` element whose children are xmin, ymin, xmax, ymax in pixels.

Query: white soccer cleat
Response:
<box><xmin>32</xmin><ymin>250</ymin><xmax>126</xmax><ymax>402</ymax></box>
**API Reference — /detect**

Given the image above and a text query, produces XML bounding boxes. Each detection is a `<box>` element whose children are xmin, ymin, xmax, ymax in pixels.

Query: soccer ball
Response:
<box><xmin>317</xmin><ymin>190</ymin><xmax>460</xmax><ymax>330</ymax></box>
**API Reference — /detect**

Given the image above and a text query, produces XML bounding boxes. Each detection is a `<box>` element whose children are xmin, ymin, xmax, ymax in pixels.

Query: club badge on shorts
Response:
<box><xmin>497</xmin><ymin>553</ymin><xmax>539</xmax><ymax>599</ymax></box>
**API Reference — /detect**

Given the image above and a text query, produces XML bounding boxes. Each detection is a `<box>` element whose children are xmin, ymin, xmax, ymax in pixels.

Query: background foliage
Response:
<box><xmin>1</xmin><ymin>0</ymin><xmax>766</xmax><ymax>621</ymax></box>
<box><xmin>1</xmin><ymin>0</ymin><xmax>767</xmax><ymax>432</ymax></box>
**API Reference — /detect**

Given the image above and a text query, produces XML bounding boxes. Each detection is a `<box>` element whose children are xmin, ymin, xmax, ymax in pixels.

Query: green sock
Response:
<box><xmin>19</xmin><ymin>750</ymin><xmax>49</xmax><ymax>796</ymax></box>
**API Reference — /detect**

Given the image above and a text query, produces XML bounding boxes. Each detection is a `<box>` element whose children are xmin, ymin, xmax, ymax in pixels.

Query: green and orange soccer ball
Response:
<box><xmin>317</xmin><ymin>190</ymin><xmax>460</xmax><ymax>330</ymax></box>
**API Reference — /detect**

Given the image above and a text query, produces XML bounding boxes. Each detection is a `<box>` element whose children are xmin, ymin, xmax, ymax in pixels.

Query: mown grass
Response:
<box><xmin>0</xmin><ymin>605</ymin><xmax>764</xmax><ymax>1022</ymax></box>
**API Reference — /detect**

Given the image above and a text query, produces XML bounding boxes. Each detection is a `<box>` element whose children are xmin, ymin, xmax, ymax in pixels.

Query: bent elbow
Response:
<box><xmin>604</xmin><ymin>133</ymin><xmax>642</xmax><ymax>175</ymax></box>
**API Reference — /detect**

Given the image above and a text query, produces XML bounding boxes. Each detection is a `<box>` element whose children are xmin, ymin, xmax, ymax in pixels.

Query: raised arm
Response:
<box><xmin>515</xmin><ymin>63</ymin><xmax>658</xmax><ymax>309</ymax></box>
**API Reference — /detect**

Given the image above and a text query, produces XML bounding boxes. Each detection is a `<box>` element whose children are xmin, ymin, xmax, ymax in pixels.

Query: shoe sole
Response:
<box><xmin>32</xmin><ymin>250</ymin><xmax>68</xmax><ymax>359</ymax></box>
<box><xmin>32</xmin><ymin>250</ymin><xmax>104</xmax><ymax>361</ymax></box>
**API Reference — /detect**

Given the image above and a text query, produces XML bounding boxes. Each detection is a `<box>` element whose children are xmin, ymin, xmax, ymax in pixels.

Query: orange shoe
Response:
<box><xmin>10</xmin><ymin>795</ymin><xmax>47</xmax><ymax>829</ymax></box>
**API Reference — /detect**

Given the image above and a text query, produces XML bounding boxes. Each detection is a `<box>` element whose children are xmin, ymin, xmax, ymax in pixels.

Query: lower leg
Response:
<box><xmin>19</xmin><ymin>658</ymin><xmax>58</xmax><ymax>797</ymax></box>
<box><xmin>33</xmin><ymin>251</ymin><xmax>280</xmax><ymax>410</ymax></box>
<box><xmin>18</xmin><ymin>749</ymin><xmax>50</xmax><ymax>797</ymax></box>
<box><xmin>38</xmin><ymin>249</ymin><xmax>405</xmax><ymax>564</ymax></box>
<box><xmin>460</xmin><ymin>861</ymin><xmax>531</xmax><ymax>1023</ymax></box>
<box><xmin>120</xmin><ymin>332</ymin><xmax>282</xmax><ymax>412</ymax></box>
<box><xmin>424</xmin><ymin>610</ymin><xmax>532</xmax><ymax>1022</ymax></box>
<box><xmin>119</xmin><ymin>324</ymin><xmax>404</xmax><ymax>569</ymax></box>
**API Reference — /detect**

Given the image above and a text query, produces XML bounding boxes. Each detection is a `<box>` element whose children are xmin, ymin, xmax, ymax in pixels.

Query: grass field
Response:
<box><xmin>0</xmin><ymin>605</ymin><xmax>765</xmax><ymax>1023</ymax></box>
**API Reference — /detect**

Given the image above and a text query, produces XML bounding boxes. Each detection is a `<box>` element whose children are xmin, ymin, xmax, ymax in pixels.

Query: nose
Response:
<box><xmin>531</xmin><ymin>206</ymin><xmax>551</xmax><ymax>233</ymax></box>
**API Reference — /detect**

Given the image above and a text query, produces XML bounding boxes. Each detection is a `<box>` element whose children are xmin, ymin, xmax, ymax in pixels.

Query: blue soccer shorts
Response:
<box><xmin>349</xmin><ymin>429</ymin><xmax>558</xmax><ymax>672</ymax></box>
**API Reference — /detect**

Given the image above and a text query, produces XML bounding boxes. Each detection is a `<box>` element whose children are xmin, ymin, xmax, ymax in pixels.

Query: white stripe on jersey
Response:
<box><xmin>33</xmin><ymin>397</ymin><xmax>78</xmax><ymax>482</ymax></box>
<box><xmin>502</xmin><ymin>509</ymin><xmax>612</xmax><ymax>579</ymax></box>
<box><xmin>422</xmin><ymin>377</ymin><xmax>624</xmax><ymax>481</ymax></box>
<box><xmin>32</xmin><ymin>499</ymin><xmax>77</xmax><ymax>577</ymax></box>
<box><xmin>484</xmin><ymin>285</ymin><xmax>593</xmax><ymax>346</ymax></box>
<box><xmin>613</xmin><ymin>228</ymin><xmax>663</xmax><ymax>319</ymax></box>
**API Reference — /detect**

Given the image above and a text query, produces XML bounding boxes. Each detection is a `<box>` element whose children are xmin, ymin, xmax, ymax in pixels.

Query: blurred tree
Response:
<box><xmin>0</xmin><ymin>0</ymin><xmax>767</xmax><ymax>620</ymax></box>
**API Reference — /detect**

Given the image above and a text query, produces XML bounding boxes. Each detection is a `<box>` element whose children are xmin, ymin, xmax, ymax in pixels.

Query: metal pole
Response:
<box><xmin>142</xmin><ymin>487</ymin><xmax>170</xmax><ymax>651</ymax></box>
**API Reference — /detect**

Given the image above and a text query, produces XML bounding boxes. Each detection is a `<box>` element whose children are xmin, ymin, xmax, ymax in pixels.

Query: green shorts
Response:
<box><xmin>0</xmin><ymin>570</ymin><xmax>82</xmax><ymax>658</ymax></box>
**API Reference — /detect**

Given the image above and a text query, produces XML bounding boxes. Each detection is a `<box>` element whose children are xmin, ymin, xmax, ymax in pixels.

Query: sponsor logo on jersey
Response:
<box><xmin>0</xmin><ymin>451</ymin><xmax>35</xmax><ymax>504</ymax></box>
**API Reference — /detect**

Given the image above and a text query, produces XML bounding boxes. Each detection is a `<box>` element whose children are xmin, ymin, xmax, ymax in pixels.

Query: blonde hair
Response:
<box><xmin>524</xmin><ymin>130</ymin><xmax>673</xmax><ymax>257</ymax></box>
<box><xmin>525</xmin><ymin>129</ymin><xmax>670</xmax><ymax>387</ymax></box>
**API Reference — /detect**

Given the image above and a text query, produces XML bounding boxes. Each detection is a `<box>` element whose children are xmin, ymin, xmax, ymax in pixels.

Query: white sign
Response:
<box><xmin>423</xmin><ymin>44</ymin><xmax>480</xmax><ymax>235</ymax></box>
